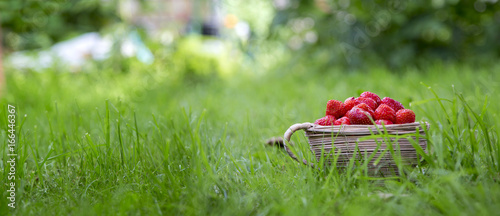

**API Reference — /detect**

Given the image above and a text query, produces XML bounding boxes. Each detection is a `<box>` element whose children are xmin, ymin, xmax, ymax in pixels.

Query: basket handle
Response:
<box><xmin>283</xmin><ymin>122</ymin><xmax>315</xmax><ymax>166</ymax></box>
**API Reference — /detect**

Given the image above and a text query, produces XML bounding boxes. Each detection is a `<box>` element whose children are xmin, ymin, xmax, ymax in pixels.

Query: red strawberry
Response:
<box><xmin>396</xmin><ymin>109</ymin><xmax>415</xmax><ymax>124</ymax></box>
<box><xmin>334</xmin><ymin>116</ymin><xmax>351</xmax><ymax>125</ymax></box>
<box><xmin>375</xmin><ymin>119</ymin><xmax>393</xmax><ymax>125</ymax></box>
<box><xmin>343</xmin><ymin>97</ymin><xmax>357</xmax><ymax>114</ymax></box>
<box><xmin>326</xmin><ymin>100</ymin><xmax>345</xmax><ymax>118</ymax></box>
<box><xmin>373</xmin><ymin>104</ymin><xmax>396</xmax><ymax>123</ymax></box>
<box><xmin>347</xmin><ymin>108</ymin><xmax>373</xmax><ymax>125</ymax></box>
<box><xmin>360</xmin><ymin>92</ymin><xmax>381</xmax><ymax>106</ymax></box>
<box><xmin>356</xmin><ymin>97</ymin><xmax>377</xmax><ymax>110</ymax></box>
<box><xmin>353</xmin><ymin>103</ymin><xmax>374</xmax><ymax>117</ymax></box>
<box><xmin>381</xmin><ymin>97</ymin><xmax>405</xmax><ymax>112</ymax></box>
<box><xmin>315</xmin><ymin>115</ymin><xmax>336</xmax><ymax>126</ymax></box>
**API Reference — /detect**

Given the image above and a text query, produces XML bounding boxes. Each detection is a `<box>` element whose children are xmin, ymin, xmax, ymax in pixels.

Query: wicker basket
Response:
<box><xmin>283</xmin><ymin>122</ymin><xmax>430</xmax><ymax>175</ymax></box>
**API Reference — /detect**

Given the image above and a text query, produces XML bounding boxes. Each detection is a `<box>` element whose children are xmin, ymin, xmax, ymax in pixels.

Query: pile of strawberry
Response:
<box><xmin>315</xmin><ymin>92</ymin><xmax>416</xmax><ymax>126</ymax></box>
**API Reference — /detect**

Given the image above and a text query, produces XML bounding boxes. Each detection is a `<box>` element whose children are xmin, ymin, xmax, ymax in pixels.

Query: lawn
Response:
<box><xmin>1</xmin><ymin>62</ymin><xmax>500</xmax><ymax>215</ymax></box>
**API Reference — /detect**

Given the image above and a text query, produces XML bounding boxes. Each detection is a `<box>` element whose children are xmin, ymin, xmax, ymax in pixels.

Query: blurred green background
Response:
<box><xmin>2</xmin><ymin>0</ymin><xmax>500</xmax><ymax>71</ymax></box>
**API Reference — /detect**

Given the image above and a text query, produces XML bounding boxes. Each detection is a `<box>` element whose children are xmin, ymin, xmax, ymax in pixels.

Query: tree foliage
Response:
<box><xmin>269</xmin><ymin>0</ymin><xmax>500</xmax><ymax>67</ymax></box>
<box><xmin>0</xmin><ymin>0</ymin><xmax>118</xmax><ymax>51</ymax></box>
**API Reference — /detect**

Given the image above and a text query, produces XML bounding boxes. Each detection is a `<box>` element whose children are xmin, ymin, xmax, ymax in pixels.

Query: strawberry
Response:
<box><xmin>373</xmin><ymin>104</ymin><xmax>396</xmax><ymax>123</ymax></box>
<box><xmin>326</xmin><ymin>100</ymin><xmax>345</xmax><ymax>118</ymax></box>
<box><xmin>360</xmin><ymin>92</ymin><xmax>381</xmax><ymax>106</ymax></box>
<box><xmin>356</xmin><ymin>97</ymin><xmax>377</xmax><ymax>110</ymax></box>
<box><xmin>353</xmin><ymin>103</ymin><xmax>374</xmax><ymax>117</ymax></box>
<box><xmin>396</xmin><ymin>109</ymin><xmax>415</xmax><ymax>124</ymax></box>
<box><xmin>315</xmin><ymin>115</ymin><xmax>336</xmax><ymax>126</ymax></box>
<box><xmin>381</xmin><ymin>97</ymin><xmax>405</xmax><ymax>112</ymax></box>
<box><xmin>347</xmin><ymin>108</ymin><xmax>373</xmax><ymax>125</ymax></box>
<box><xmin>334</xmin><ymin>116</ymin><xmax>350</xmax><ymax>125</ymax></box>
<box><xmin>343</xmin><ymin>97</ymin><xmax>357</xmax><ymax>114</ymax></box>
<box><xmin>375</xmin><ymin>119</ymin><xmax>393</xmax><ymax>125</ymax></box>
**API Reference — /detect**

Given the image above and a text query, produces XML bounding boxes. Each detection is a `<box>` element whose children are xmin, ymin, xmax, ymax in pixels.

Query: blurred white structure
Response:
<box><xmin>7</xmin><ymin>31</ymin><xmax>153</xmax><ymax>71</ymax></box>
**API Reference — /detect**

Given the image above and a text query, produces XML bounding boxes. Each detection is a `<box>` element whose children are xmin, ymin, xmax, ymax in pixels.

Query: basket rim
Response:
<box><xmin>306</xmin><ymin>121</ymin><xmax>430</xmax><ymax>133</ymax></box>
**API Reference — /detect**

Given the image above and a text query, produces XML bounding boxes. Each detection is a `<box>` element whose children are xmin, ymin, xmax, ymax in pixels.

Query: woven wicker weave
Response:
<box><xmin>283</xmin><ymin>122</ymin><xmax>430</xmax><ymax>175</ymax></box>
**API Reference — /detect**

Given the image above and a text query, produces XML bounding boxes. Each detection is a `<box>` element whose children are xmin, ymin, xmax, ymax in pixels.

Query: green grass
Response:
<box><xmin>1</xmin><ymin>62</ymin><xmax>500</xmax><ymax>215</ymax></box>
